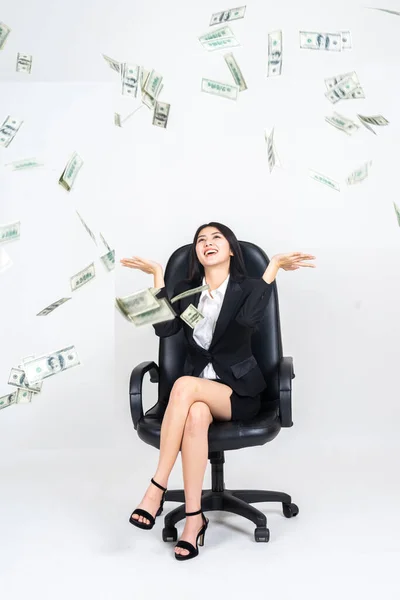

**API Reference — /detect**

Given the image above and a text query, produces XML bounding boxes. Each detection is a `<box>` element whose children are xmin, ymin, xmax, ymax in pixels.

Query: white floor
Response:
<box><xmin>1</xmin><ymin>440</ymin><xmax>399</xmax><ymax>600</ymax></box>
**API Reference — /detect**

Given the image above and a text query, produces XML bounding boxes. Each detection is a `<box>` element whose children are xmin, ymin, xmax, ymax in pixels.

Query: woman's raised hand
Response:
<box><xmin>119</xmin><ymin>256</ymin><xmax>162</xmax><ymax>275</ymax></box>
<box><xmin>272</xmin><ymin>252</ymin><xmax>316</xmax><ymax>271</ymax></box>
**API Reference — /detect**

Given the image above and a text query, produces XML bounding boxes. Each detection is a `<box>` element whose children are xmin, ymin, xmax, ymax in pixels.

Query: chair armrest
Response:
<box><xmin>279</xmin><ymin>356</ymin><xmax>295</xmax><ymax>428</ymax></box>
<box><xmin>129</xmin><ymin>361</ymin><xmax>159</xmax><ymax>430</ymax></box>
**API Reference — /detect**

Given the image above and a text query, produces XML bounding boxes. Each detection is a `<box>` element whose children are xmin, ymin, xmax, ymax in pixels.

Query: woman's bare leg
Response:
<box><xmin>174</xmin><ymin>401</ymin><xmax>214</xmax><ymax>556</ymax></box>
<box><xmin>131</xmin><ymin>376</ymin><xmax>232</xmax><ymax>524</ymax></box>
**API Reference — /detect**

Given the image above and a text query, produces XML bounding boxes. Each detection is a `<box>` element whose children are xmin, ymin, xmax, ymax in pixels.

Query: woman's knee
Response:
<box><xmin>184</xmin><ymin>401</ymin><xmax>212</xmax><ymax>436</ymax></box>
<box><xmin>170</xmin><ymin>376</ymin><xmax>197</xmax><ymax>404</ymax></box>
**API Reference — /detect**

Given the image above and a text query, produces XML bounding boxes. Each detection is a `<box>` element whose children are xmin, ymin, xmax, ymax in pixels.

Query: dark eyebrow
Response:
<box><xmin>197</xmin><ymin>231</ymin><xmax>221</xmax><ymax>240</ymax></box>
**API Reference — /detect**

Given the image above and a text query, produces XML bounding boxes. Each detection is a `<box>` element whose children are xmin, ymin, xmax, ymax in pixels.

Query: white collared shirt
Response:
<box><xmin>192</xmin><ymin>273</ymin><xmax>230</xmax><ymax>379</ymax></box>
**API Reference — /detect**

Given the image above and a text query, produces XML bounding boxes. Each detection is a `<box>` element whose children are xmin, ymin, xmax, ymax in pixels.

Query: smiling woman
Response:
<box><xmin>120</xmin><ymin>221</ymin><xmax>316</xmax><ymax>560</ymax></box>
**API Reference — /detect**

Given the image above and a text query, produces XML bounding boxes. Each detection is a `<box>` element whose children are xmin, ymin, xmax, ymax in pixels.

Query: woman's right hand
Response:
<box><xmin>120</xmin><ymin>256</ymin><xmax>163</xmax><ymax>275</ymax></box>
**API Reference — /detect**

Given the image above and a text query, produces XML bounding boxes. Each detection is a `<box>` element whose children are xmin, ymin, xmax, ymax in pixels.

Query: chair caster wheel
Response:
<box><xmin>254</xmin><ymin>527</ymin><xmax>270</xmax><ymax>542</ymax></box>
<box><xmin>162</xmin><ymin>527</ymin><xmax>178</xmax><ymax>542</ymax></box>
<box><xmin>282</xmin><ymin>503</ymin><xmax>299</xmax><ymax>518</ymax></box>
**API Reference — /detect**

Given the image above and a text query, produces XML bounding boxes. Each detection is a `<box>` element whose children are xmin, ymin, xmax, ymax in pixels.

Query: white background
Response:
<box><xmin>1</xmin><ymin>0</ymin><xmax>399</xmax><ymax>598</ymax></box>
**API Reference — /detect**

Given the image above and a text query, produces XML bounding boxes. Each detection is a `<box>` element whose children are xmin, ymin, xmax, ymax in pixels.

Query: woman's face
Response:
<box><xmin>195</xmin><ymin>227</ymin><xmax>233</xmax><ymax>268</ymax></box>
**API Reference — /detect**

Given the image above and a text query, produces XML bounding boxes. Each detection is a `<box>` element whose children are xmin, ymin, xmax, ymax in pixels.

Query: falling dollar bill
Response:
<box><xmin>366</xmin><ymin>7</ymin><xmax>400</xmax><ymax>16</ymax></box>
<box><xmin>8</xmin><ymin>367</ymin><xmax>43</xmax><ymax>393</ymax></box>
<box><xmin>99</xmin><ymin>232</ymin><xmax>111</xmax><ymax>251</ymax></box>
<box><xmin>224</xmin><ymin>52</ymin><xmax>247</xmax><ymax>90</ymax></box>
<box><xmin>70</xmin><ymin>262</ymin><xmax>95</xmax><ymax>291</ymax></box>
<box><xmin>0</xmin><ymin>392</ymin><xmax>16</xmax><ymax>411</ymax></box>
<box><xmin>346</xmin><ymin>161</ymin><xmax>372</xmax><ymax>185</ymax></box>
<box><xmin>153</xmin><ymin>101</ymin><xmax>170</xmax><ymax>128</ymax></box>
<box><xmin>265</xmin><ymin>128</ymin><xmax>276</xmax><ymax>173</ymax></box>
<box><xmin>300</xmin><ymin>31</ymin><xmax>351</xmax><ymax>51</ymax></box>
<box><xmin>199</xmin><ymin>25</ymin><xmax>240</xmax><ymax>50</ymax></box>
<box><xmin>180</xmin><ymin>304</ymin><xmax>205</xmax><ymax>329</ymax></box>
<box><xmin>5</xmin><ymin>157</ymin><xmax>44</xmax><ymax>170</ymax></box>
<box><xmin>170</xmin><ymin>283</ymin><xmax>210</xmax><ymax>304</ymax></box>
<box><xmin>121</xmin><ymin>63</ymin><xmax>140</xmax><ymax>97</ymax></box>
<box><xmin>16</xmin><ymin>53</ymin><xmax>32</xmax><ymax>73</ymax></box>
<box><xmin>23</xmin><ymin>345</ymin><xmax>81</xmax><ymax>385</ymax></box>
<box><xmin>0</xmin><ymin>221</ymin><xmax>20</xmax><ymax>244</ymax></box>
<box><xmin>201</xmin><ymin>77</ymin><xmax>238</xmax><ymax>100</ymax></box>
<box><xmin>100</xmin><ymin>249</ymin><xmax>115</xmax><ymax>271</ymax></box>
<box><xmin>128</xmin><ymin>298</ymin><xmax>177</xmax><ymax>327</ymax></box>
<box><xmin>36</xmin><ymin>297</ymin><xmax>71</xmax><ymax>316</ymax></box>
<box><xmin>15</xmin><ymin>388</ymin><xmax>34</xmax><ymax>404</ymax></box>
<box><xmin>267</xmin><ymin>30</ymin><xmax>282</xmax><ymax>77</ymax></box>
<box><xmin>102</xmin><ymin>53</ymin><xmax>121</xmax><ymax>72</ymax></box>
<box><xmin>0</xmin><ymin>247</ymin><xmax>13</xmax><ymax>273</ymax></box>
<box><xmin>58</xmin><ymin>152</ymin><xmax>83</xmax><ymax>191</ymax></box>
<box><xmin>114</xmin><ymin>112</ymin><xmax>122</xmax><ymax>127</ymax></box>
<box><xmin>309</xmin><ymin>169</ymin><xmax>340</xmax><ymax>191</ymax></box>
<box><xmin>0</xmin><ymin>116</ymin><xmax>23</xmax><ymax>148</ymax></box>
<box><xmin>325</xmin><ymin>72</ymin><xmax>365</xmax><ymax>100</ymax></box>
<box><xmin>76</xmin><ymin>211</ymin><xmax>97</xmax><ymax>245</ymax></box>
<box><xmin>325</xmin><ymin>74</ymin><xmax>360</xmax><ymax>104</ymax></box>
<box><xmin>325</xmin><ymin>112</ymin><xmax>360</xmax><ymax>135</ymax></box>
<box><xmin>117</xmin><ymin>288</ymin><xmax>161</xmax><ymax>318</ymax></box>
<box><xmin>209</xmin><ymin>6</ymin><xmax>246</xmax><ymax>25</ymax></box>
<box><xmin>143</xmin><ymin>70</ymin><xmax>163</xmax><ymax>99</ymax></box>
<box><xmin>393</xmin><ymin>202</ymin><xmax>400</xmax><ymax>227</ymax></box>
<box><xmin>199</xmin><ymin>25</ymin><xmax>234</xmax><ymax>42</ymax></box>
<box><xmin>357</xmin><ymin>114</ymin><xmax>389</xmax><ymax>135</ymax></box>
<box><xmin>0</xmin><ymin>22</ymin><xmax>11</xmax><ymax>50</ymax></box>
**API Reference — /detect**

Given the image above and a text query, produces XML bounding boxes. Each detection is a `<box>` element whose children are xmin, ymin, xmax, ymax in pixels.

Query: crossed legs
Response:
<box><xmin>130</xmin><ymin>376</ymin><xmax>233</xmax><ymax>556</ymax></box>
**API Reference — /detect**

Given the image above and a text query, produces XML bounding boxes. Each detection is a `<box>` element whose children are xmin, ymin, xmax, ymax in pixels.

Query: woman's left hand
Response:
<box><xmin>272</xmin><ymin>252</ymin><xmax>316</xmax><ymax>271</ymax></box>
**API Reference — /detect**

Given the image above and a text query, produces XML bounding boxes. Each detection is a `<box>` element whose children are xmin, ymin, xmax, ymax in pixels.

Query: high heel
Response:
<box><xmin>174</xmin><ymin>508</ymin><xmax>209</xmax><ymax>561</ymax></box>
<box><xmin>129</xmin><ymin>478</ymin><xmax>167</xmax><ymax>530</ymax></box>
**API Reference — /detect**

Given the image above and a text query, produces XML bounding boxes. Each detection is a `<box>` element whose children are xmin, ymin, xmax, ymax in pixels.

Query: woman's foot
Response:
<box><xmin>174</xmin><ymin>512</ymin><xmax>205</xmax><ymax>557</ymax></box>
<box><xmin>130</xmin><ymin>479</ymin><xmax>167</xmax><ymax>526</ymax></box>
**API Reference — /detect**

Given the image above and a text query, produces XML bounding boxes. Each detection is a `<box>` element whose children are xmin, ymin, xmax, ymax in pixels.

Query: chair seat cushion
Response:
<box><xmin>137</xmin><ymin>402</ymin><xmax>281</xmax><ymax>452</ymax></box>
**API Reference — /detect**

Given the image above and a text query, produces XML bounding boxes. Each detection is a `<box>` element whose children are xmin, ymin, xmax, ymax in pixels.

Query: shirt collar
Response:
<box><xmin>201</xmin><ymin>273</ymin><xmax>230</xmax><ymax>299</ymax></box>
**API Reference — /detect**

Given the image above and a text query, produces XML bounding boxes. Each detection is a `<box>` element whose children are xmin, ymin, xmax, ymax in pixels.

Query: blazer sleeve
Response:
<box><xmin>151</xmin><ymin>284</ymin><xmax>183</xmax><ymax>338</ymax></box>
<box><xmin>235</xmin><ymin>278</ymin><xmax>273</xmax><ymax>329</ymax></box>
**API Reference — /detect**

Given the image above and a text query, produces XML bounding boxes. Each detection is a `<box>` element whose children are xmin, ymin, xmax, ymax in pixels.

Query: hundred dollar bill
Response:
<box><xmin>366</xmin><ymin>7</ymin><xmax>400</xmax><ymax>16</ymax></box>
<box><xmin>102</xmin><ymin>53</ymin><xmax>121</xmax><ymax>73</ymax></box>
<box><xmin>153</xmin><ymin>101</ymin><xmax>170</xmax><ymax>128</ymax></box>
<box><xmin>357</xmin><ymin>114</ymin><xmax>389</xmax><ymax>135</ymax></box>
<box><xmin>5</xmin><ymin>157</ymin><xmax>44</xmax><ymax>170</ymax></box>
<box><xmin>170</xmin><ymin>283</ymin><xmax>210</xmax><ymax>304</ymax></box>
<box><xmin>121</xmin><ymin>63</ymin><xmax>140</xmax><ymax>97</ymax></box>
<box><xmin>15</xmin><ymin>388</ymin><xmax>34</xmax><ymax>403</ymax></box>
<box><xmin>325</xmin><ymin>72</ymin><xmax>365</xmax><ymax>100</ymax></box>
<box><xmin>346</xmin><ymin>160</ymin><xmax>372</xmax><ymax>185</ymax></box>
<box><xmin>128</xmin><ymin>297</ymin><xmax>177</xmax><ymax>327</ymax></box>
<box><xmin>70</xmin><ymin>262</ymin><xmax>96</xmax><ymax>291</ymax></box>
<box><xmin>99</xmin><ymin>232</ymin><xmax>111</xmax><ymax>251</ymax></box>
<box><xmin>202</xmin><ymin>37</ymin><xmax>240</xmax><ymax>51</ymax></box>
<box><xmin>325</xmin><ymin>112</ymin><xmax>360</xmax><ymax>135</ymax></box>
<box><xmin>0</xmin><ymin>116</ymin><xmax>23</xmax><ymax>148</ymax></box>
<box><xmin>36</xmin><ymin>297</ymin><xmax>71</xmax><ymax>316</ymax></box>
<box><xmin>267</xmin><ymin>30</ymin><xmax>282</xmax><ymax>77</ymax></box>
<box><xmin>224</xmin><ymin>52</ymin><xmax>247</xmax><ymax>90</ymax></box>
<box><xmin>180</xmin><ymin>304</ymin><xmax>205</xmax><ymax>329</ymax></box>
<box><xmin>394</xmin><ymin>202</ymin><xmax>400</xmax><ymax>227</ymax></box>
<box><xmin>309</xmin><ymin>169</ymin><xmax>340</xmax><ymax>191</ymax></box>
<box><xmin>0</xmin><ymin>392</ymin><xmax>16</xmax><ymax>411</ymax></box>
<box><xmin>0</xmin><ymin>22</ymin><xmax>11</xmax><ymax>50</ymax></box>
<box><xmin>325</xmin><ymin>74</ymin><xmax>359</xmax><ymax>103</ymax></box>
<box><xmin>143</xmin><ymin>70</ymin><xmax>163</xmax><ymax>99</ymax></box>
<box><xmin>0</xmin><ymin>220</ymin><xmax>20</xmax><ymax>244</ymax></box>
<box><xmin>201</xmin><ymin>77</ymin><xmax>238</xmax><ymax>100</ymax></box>
<box><xmin>265</xmin><ymin>127</ymin><xmax>276</xmax><ymax>173</ymax></box>
<box><xmin>210</xmin><ymin>6</ymin><xmax>246</xmax><ymax>25</ymax></box>
<box><xmin>100</xmin><ymin>249</ymin><xmax>115</xmax><ymax>271</ymax></box>
<box><xmin>8</xmin><ymin>367</ymin><xmax>43</xmax><ymax>393</ymax></box>
<box><xmin>16</xmin><ymin>53</ymin><xmax>32</xmax><ymax>73</ymax></box>
<box><xmin>76</xmin><ymin>210</ymin><xmax>97</xmax><ymax>245</ymax></box>
<box><xmin>300</xmin><ymin>31</ymin><xmax>343</xmax><ymax>51</ymax></box>
<box><xmin>0</xmin><ymin>247</ymin><xmax>13</xmax><ymax>273</ymax></box>
<box><xmin>117</xmin><ymin>288</ymin><xmax>161</xmax><ymax>318</ymax></box>
<box><xmin>23</xmin><ymin>345</ymin><xmax>81</xmax><ymax>385</ymax></box>
<box><xmin>199</xmin><ymin>25</ymin><xmax>234</xmax><ymax>42</ymax></box>
<box><xmin>58</xmin><ymin>151</ymin><xmax>83</xmax><ymax>191</ymax></box>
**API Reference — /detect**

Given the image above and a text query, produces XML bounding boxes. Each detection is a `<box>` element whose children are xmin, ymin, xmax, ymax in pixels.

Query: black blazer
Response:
<box><xmin>152</xmin><ymin>273</ymin><xmax>273</xmax><ymax>397</ymax></box>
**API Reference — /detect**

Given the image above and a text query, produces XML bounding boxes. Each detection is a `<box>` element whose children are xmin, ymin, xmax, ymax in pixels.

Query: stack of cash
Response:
<box><xmin>199</xmin><ymin>26</ymin><xmax>240</xmax><ymax>51</ymax></box>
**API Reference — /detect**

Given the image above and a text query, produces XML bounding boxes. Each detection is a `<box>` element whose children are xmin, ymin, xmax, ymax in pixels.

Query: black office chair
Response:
<box><xmin>129</xmin><ymin>241</ymin><xmax>299</xmax><ymax>543</ymax></box>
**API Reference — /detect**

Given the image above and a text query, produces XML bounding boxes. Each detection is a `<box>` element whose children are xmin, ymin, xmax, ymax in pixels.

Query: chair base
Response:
<box><xmin>162</xmin><ymin>451</ymin><xmax>299</xmax><ymax>542</ymax></box>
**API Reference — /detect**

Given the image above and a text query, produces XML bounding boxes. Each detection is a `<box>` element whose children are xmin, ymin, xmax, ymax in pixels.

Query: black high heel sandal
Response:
<box><xmin>174</xmin><ymin>508</ymin><xmax>209</xmax><ymax>561</ymax></box>
<box><xmin>129</xmin><ymin>478</ymin><xmax>167</xmax><ymax>530</ymax></box>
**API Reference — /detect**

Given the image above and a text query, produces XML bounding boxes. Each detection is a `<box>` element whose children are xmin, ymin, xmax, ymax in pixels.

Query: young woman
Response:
<box><xmin>120</xmin><ymin>222</ymin><xmax>316</xmax><ymax>560</ymax></box>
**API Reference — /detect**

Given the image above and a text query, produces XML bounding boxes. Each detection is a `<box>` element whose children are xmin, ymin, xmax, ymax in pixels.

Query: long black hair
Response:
<box><xmin>187</xmin><ymin>222</ymin><xmax>247</xmax><ymax>283</ymax></box>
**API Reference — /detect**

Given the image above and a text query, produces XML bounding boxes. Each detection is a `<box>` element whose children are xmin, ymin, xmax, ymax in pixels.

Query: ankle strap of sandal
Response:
<box><xmin>151</xmin><ymin>478</ymin><xmax>167</xmax><ymax>492</ymax></box>
<box><xmin>185</xmin><ymin>508</ymin><xmax>202</xmax><ymax>516</ymax></box>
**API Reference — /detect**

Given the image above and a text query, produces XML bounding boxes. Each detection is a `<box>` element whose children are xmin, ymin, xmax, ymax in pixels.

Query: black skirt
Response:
<box><xmin>207</xmin><ymin>377</ymin><xmax>261</xmax><ymax>421</ymax></box>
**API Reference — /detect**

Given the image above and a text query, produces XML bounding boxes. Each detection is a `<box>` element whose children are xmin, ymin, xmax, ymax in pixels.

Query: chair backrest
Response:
<box><xmin>157</xmin><ymin>241</ymin><xmax>283</xmax><ymax>409</ymax></box>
